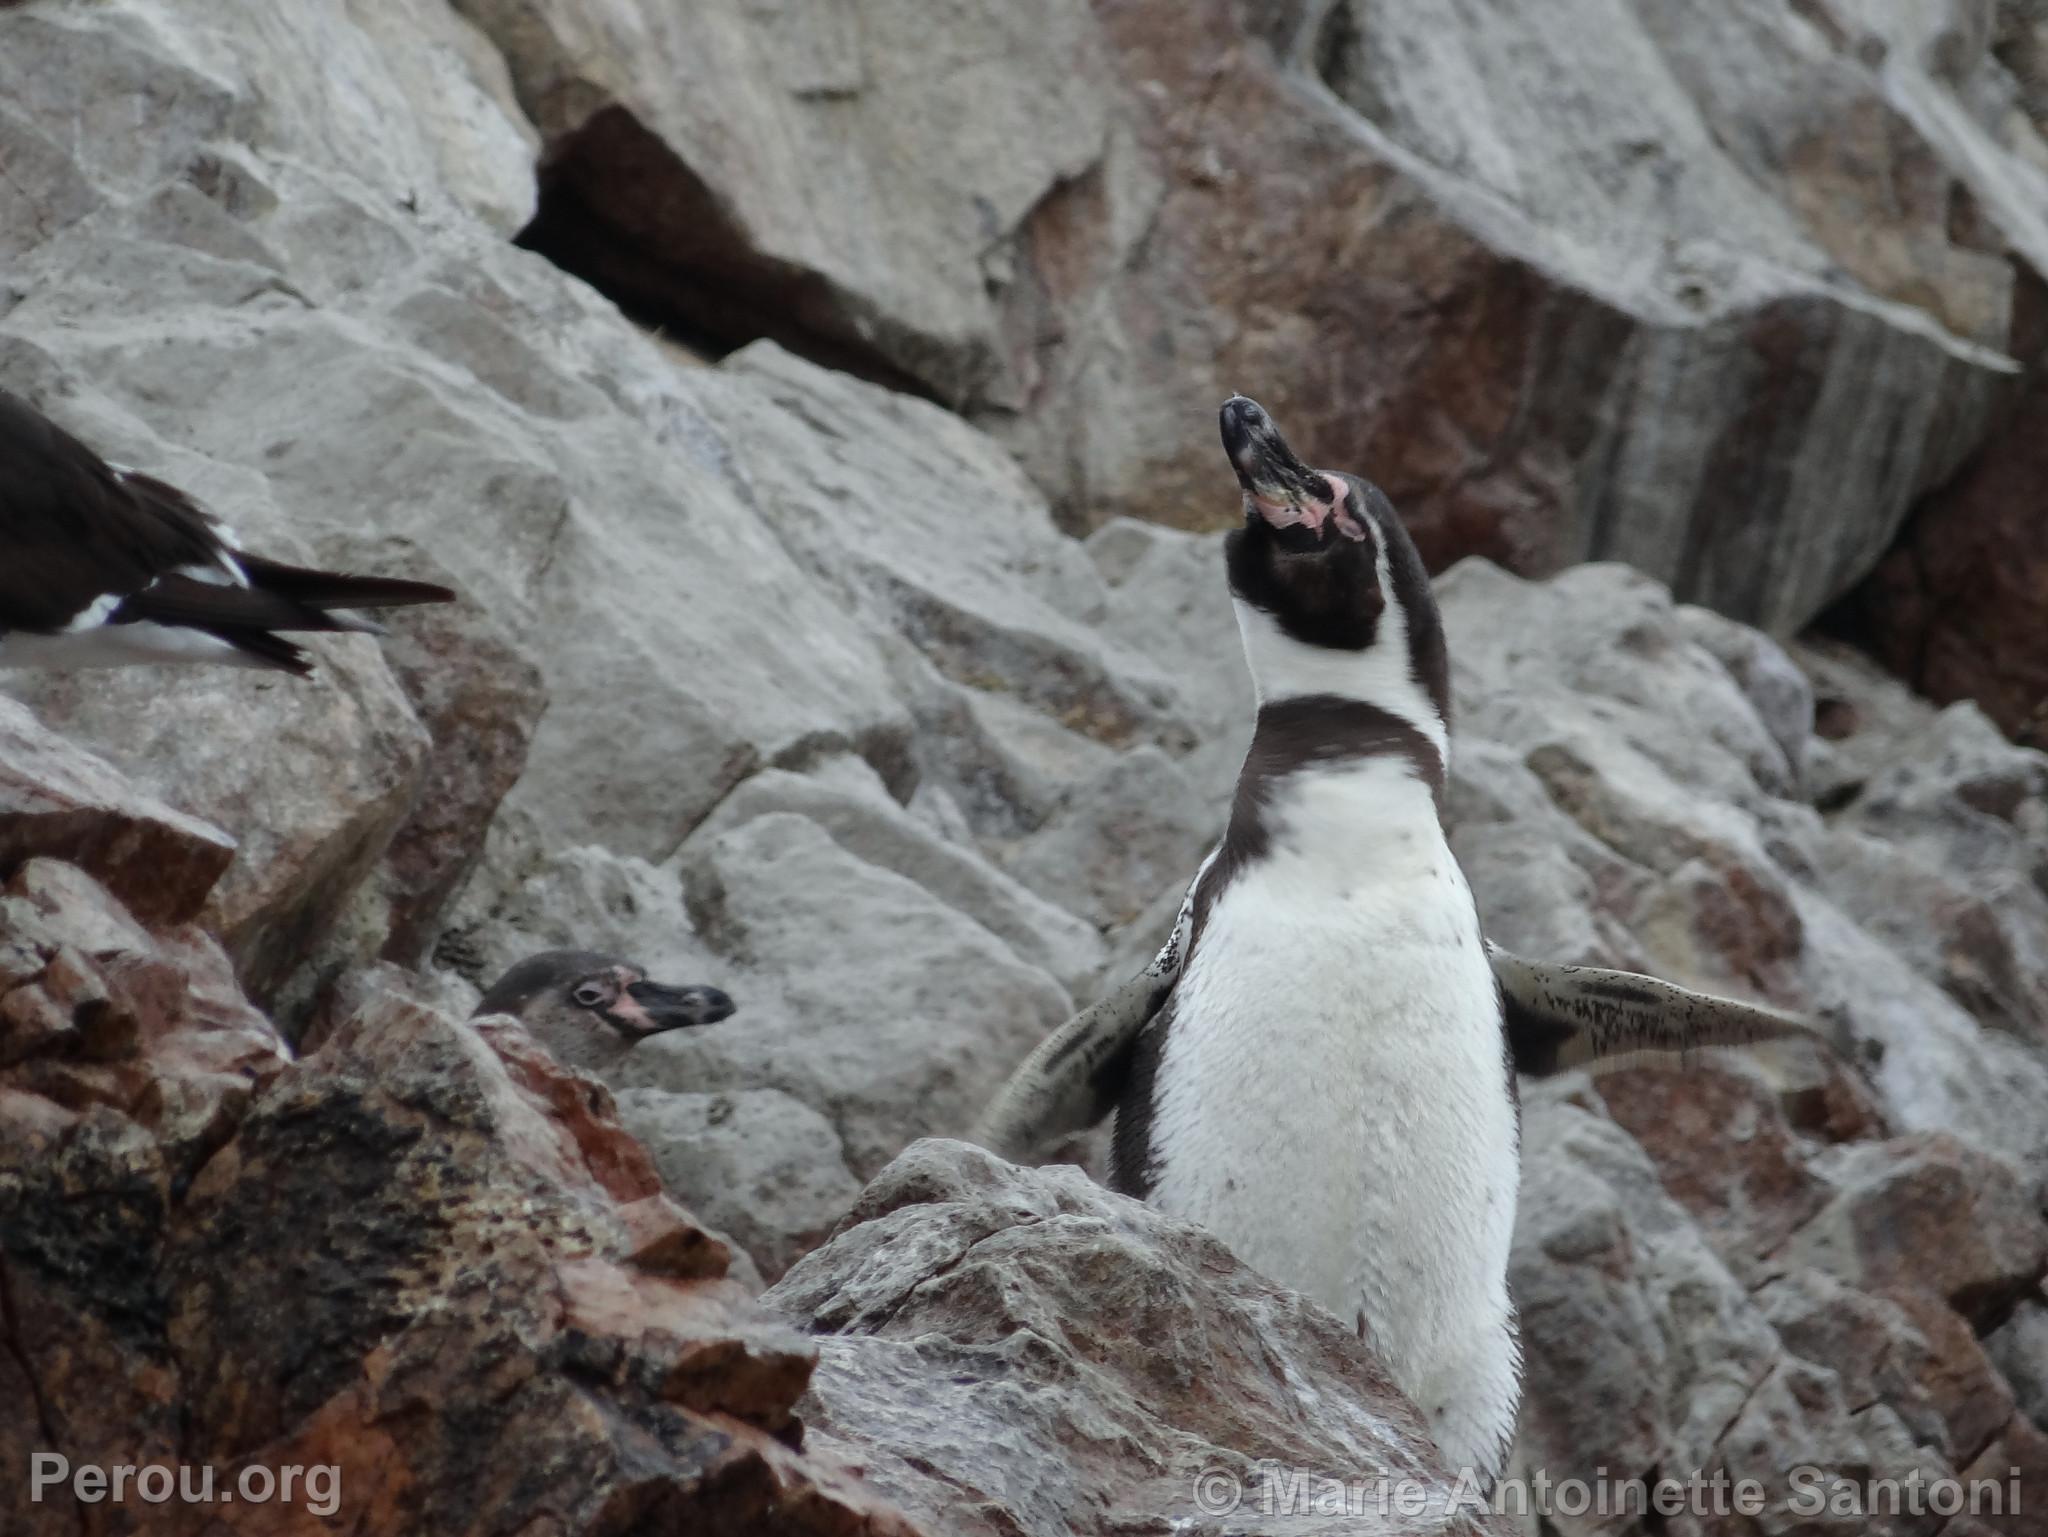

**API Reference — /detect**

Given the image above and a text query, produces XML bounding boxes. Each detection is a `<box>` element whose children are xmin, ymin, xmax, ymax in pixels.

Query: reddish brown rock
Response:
<box><xmin>0</xmin><ymin>698</ymin><xmax>234</xmax><ymax>927</ymax></box>
<box><xmin>0</xmin><ymin>859</ymin><xmax>281</xmax><ymax>1173</ymax></box>
<box><xmin>1846</xmin><ymin>309</ymin><xmax>2048</xmax><ymax>748</ymax></box>
<box><xmin>0</xmin><ymin>859</ymin><xmax>921</xmax><ymax>1537</ymax></box>
<box><xmin>1781</xmin><ymin>1133</ymin><xmax>2048</xmax><ymax>1327</ymax></box>
<box><xmin>1777</xmin><ymin>1049</ymin><xmax>1893</xmax><ymax>1145</ymax></box>
<box><xmin>1597</xmin><ymin>1062</ymin><xmax>1830</xmax><ymax>1279</ymax></box>
<box><xmin>1879</xmin><ymin>1287</ymin><xmax>2017</xmax><ymax>1470</ymax></box>
<box><xmin>1758</xmin><ymin>1270</ymin><xmax>1949</xmax><ymax>1455</ymax></box>
<box><xmin>369</xmin><ymin>593</ymin><xmax>547</xmax><ymax>966</ymax></box>
<box><xmin>1960</xmin><ymin>1417</ymin><xmax>2048</xmax><ymax>1537</ymax></box>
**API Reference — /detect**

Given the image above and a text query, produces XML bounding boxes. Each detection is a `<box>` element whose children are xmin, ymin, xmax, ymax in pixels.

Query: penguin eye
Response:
<box><xmin>570</xmin><ymin>982</ymin><xmax>609</xmax><ymax>1009</ymax></box>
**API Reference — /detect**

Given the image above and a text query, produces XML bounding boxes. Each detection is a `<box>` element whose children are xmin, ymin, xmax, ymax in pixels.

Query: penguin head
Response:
<box><xmin>1219</xmin><ymin>395</ymin><xmax>1387</xmax><ymax>646</ymax></box>
<box><xmin>473</xmin><ymin>949</ymin><xmax>736</xmax><ymax>1071</ymax></box>
<box><xmin>1216</xmin><ymin>395</ymin><xmax>1450</xmax><ymax>734</ymax></box>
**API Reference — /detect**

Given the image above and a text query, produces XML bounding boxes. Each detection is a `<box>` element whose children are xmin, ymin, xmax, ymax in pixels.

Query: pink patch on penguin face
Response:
<box><xmin>1251</xmin><ymin>473</ymin><xmax>1361</xmax><ymax>538</ymax></box>
<box><xmin>600</xmin><ymin>966</ymin><xmax>661</xmax><ymax>1034</ymax></box>
<box><xmin>1326</xmin><ymin>475</ymin><xmax>1369</xmax><ymax>541</ymax></box>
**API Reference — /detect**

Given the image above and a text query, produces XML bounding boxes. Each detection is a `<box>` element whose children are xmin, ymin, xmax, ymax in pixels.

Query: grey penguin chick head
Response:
<box><xmin>472</xmin><ymin>949</ymin><xmax>735</xmax><ymax>1072</ymax></box>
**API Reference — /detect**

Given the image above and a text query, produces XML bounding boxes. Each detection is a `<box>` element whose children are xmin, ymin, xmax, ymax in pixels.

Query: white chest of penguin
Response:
<box><xmin>1132</xmin><ymin>756</ymin><xmax>1522</xmax><ymax>1473</ymax></box>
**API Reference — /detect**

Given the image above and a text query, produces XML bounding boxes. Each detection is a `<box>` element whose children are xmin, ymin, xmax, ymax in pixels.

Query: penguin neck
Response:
<box><xmin>1231</xmin><ymin>591</ymin><xmax>1451</xmax><ymax>775</ymax></box>
<box><xmin>522</xmin><ymin>1011</ymin><xmax>634</xmax><ymax>1073</ymax></box>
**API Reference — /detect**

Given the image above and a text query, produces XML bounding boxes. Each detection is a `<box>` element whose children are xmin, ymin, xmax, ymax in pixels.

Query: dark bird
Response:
<box><xmin>473</xmin><ymin>950</ymin><xmax>737</xmax><ymax>1071</ymax></box>
<box><xmin>0</xmin><ymin>389</ymin><xmax>454</xmax><ymax>675</ymax></box>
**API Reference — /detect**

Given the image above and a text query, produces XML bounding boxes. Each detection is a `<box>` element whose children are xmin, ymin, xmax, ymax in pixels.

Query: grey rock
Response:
<box><xmin>1779</xmin><ymin>1134</ymin><xmax>2048</xmax><ymax>1327</ymax></box>
<box><xmin>361</xmin><ymin>564</ymin><xmax>548</xmax><ymax>968</ymax></box>
<box><xmin>1511</xmin><ymin>1095</ymin><xmax>1971</xmax><ymax>1534</ymax></box>
<box><xmin>1082</xmin><ymin>517</ymin><xmax>1250</xmax><ymax>805</ymax></box>
<box><xmin>0</xmin><ymin>3</ymin><xmax>917</xmax><ymax>875</ymax></box>
<box><xmin>437</xmin><ymin>839</ymin><xmax>725</xmax><ymax>1000</ymax></box>
<box><xmin>615</xmin><ymin>1085</ymin><xmax>863</xmax><ymax>1286</ymax></box>
<box><xmin>1675</xmin><ymin>604</ymin><xmax>1815</xmax><ymax>796</ymax></box>
<box><xmin>1818</xmin><ymin>701</ymin><xmax>2048</xmax><ymax>1041</ymax></box>
<box><xmin>1756</xmin><ymin>1268</ymin><xmax>1950</xmax><ymax>1454</ymax></box>
<box><xmin>458</xmin><ymin>0</ymin><xmax>2048</xmax><ymax>637</ymax></box>
<box><xmin>1512</xmin><ymin>1094</ymin><xmax>1780</xmax><ymax>1483</ymax></box>
<box><xmin>693</xmin><ymin>342</ymin><xmax>1191</xmax><ymax>761</ymax></box>
<box><xmin>692</xmin><ymin>756</ymin><xmax>1106</xmax><ymax>993</ymax></box>
<box><xmin>766</xmin><ymin>1138</ymin><xmax>1506</xmax><ymax>1537</ymax></box>
<box><xmin>898</xmin><ymin>658</ymin><xmax>1124</xmax><ymax>842</ymax></box>
<box><xmin>457</xmin><ymin>0</ymin><xmax>1114</xmax><ymax>407</ymax></box>
<box><xmin>1985</xmin><ymin>1298</ymin><xmax>2048</xmax><ymax>1432</ymax></box>
<box><xmin>0</xmin><ymin>697</ymin><xmax>234</xmax><ymax>928</ymax></box>
<box><xmin>999</xmin><ymin>744</ymin><xmax>1216</xmax><ymax>931</ymax></box>
<box><xmin>621</xmin><ymin>813</ymin><xmax>1071</xmax><ymax>1179</ymax></box>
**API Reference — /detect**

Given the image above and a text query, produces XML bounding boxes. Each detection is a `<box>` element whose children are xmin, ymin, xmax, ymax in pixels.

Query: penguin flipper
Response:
<box><xmin>971</xmin><ymin>863</ymin><xmax>1203</xmax><ymax>1162</ymax></box>
<box><xmin>970</xmin><ymin>967</ymin><xmax>1173</xmax><ymax>1162</ymax></box>
<box><xmin>1489</xmin><ymin>943</ymin><xmax>1834</xmax><ymax>1077</ymax></box>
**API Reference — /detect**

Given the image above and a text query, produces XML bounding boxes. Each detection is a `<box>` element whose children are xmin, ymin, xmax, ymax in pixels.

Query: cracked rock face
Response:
<box><xmin>467</xmin><ymin>0</ymin><xmax>2046</xmax><ymax>643</ymax></box>
<box><xmin>0</xmin><ymin>858</ymin><xmax>915</xmax><ymax>1537</ymax></box>
<box><xmin>766</xmin><ymin>1138</ymin><xmax>1514</xmax><ymax>1537</ymax></box>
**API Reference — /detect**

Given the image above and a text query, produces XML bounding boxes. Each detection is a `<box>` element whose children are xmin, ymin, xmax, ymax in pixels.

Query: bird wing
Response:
<box><xmin>229</xmin><ymin>552</ymin><xmax>455</xmax><ymax>612</ymax></box>
<box><xmin>971</xmin><ymin>856</ymin><xmax>1207</xmax><ymax>1162</ymax></box>
<box><xmin>1491</xmin><ymin>942</ymin><xmax>1834</xmax><ymax>1076</ymax></box>
<box><xmin>112</xmin><ymin>573</ymin><xmax>357</xmax><ymax>634</ymax></box>
<box><xmin>0</xmin><ymin>392</ymin><xmax>233</xmax><ymax>632</ymax></box>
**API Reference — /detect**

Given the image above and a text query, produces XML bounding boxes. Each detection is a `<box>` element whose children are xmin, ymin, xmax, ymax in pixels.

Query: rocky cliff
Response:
<box><xmin>2</xmin><ymin>2</ymin><xmax>2047</xmax><ymax>1535</ymax></box>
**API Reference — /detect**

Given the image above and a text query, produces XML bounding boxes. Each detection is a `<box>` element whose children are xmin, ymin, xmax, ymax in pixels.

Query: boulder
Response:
<box><xmin>1779</xmin><ymin>1134</ymin><xmax>2048</xmax><ymax>1327</ymax></box>
<box><xmin>1987</xmin><ymin>1298</ymin><xmax>2048</xmax><ymax>1432</ymax></box>
<box><xmin>0</xmin><ymin>698</ymin><xmax>234</xmax><ymax>927</ymax></box>
<box><xmin>461</xmin><ymin>0</ymin><xmax>1115</xmax><ymax>407</ymax></box>
<box><xmin>362</xmin><ymin>572</ymin><xmax>549</xmax><ymax>968</ymax></box>
<box><xmin>620</xmin><ymin>813</ymin><xmax>1071</xmax><ymax>1180</ymax></box>
<box><xmin>467</xmin><ymin>0</ymin><xmax>2048</xmax><ymax>638</ymax></box>
<box><xmin>688</xmin><ymin>756</ymin><xmax>1106</xmax><ymax>995</ymax></box>
<box><xmin>766</xmin><ymin>1138</ymin><xmax>1508</xmax><ymax>1536</ymax></box>
<box><xmin>1846</xmin><ymin>339</ymin><xmax>2048</xmax><ymax>748</ymax></box>
<box><xmin>0</xmin><ymin>854</ymin><xmax>919</xmax><ymax>1537</ymax></box>
<box><xmin>616</xmin><ymin>1084</ymin><xmax>863</xmax><ymax>1286</ymax></box>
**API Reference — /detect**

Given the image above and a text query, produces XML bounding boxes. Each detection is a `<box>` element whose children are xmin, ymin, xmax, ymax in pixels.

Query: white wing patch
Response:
<box><xmin>59</xmin><ymin>592</ymin><xmax>124</xmax><ymax>633</ymax></box>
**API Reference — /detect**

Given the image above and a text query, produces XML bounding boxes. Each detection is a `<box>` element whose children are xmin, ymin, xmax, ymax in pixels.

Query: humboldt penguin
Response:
<box><xmin>474</xmin><ymin>950</ymin><xmax>736</xmax><ymax>1073</ymax></box>
<box><xmin>974</xmin><ymin>396</ymin><xmax>1828</xmax><ymax>1481</ymax></box>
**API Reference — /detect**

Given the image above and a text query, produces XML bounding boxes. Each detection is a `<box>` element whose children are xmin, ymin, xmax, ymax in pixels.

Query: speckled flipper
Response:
<box><xmin>971</xmin><ymin>860</ymin><xmax>1204</xmax><ymax>1162</ymax></box>
<box><xmin>1491</xmin><ymin>943</ymin><xmax>1832</xmax><ymax>1077</ymax></box>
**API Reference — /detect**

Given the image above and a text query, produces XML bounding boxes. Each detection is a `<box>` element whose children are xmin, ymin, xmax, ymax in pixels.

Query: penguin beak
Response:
<box><xmin>1219</xmin><ymin>395</ymin><xmax>1346</xmax><ymax>537</ymax></box>
<box><xmin>610</xmin><ymin>979</ymin><xmax>737</xmax><ymax>1035</ymax></box>
<box><xmin>1219</xmin><ymin>396</ymin><xmax>1366</xmax><ymax>545</ymax></box>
